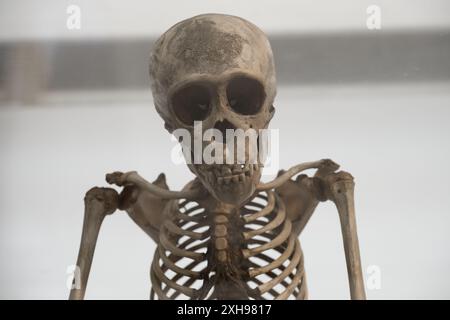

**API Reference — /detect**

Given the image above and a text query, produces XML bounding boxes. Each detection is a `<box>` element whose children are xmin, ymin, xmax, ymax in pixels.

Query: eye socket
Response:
<box><xmin>226</xmin><ymin>76</ymin><xmax>265</xmax><ymax>115</ymax></box>
<box><xmin>171</xmin><ymin>84</ymin><xmax>211</xmax><ymax>126</ymax></box>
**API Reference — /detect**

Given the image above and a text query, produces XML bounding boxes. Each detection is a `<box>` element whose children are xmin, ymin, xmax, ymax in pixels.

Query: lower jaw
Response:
<box><xmin>202</xmin><ymin>175</ymin><xmax>257</xmax><ymax>205</ymax></box>
<box><xmin>192</xmin><ymin>164</ymin><xmax>261</xmax><ymax>205</ymax></box>
<box><xmin>211</xmin><ymin>184</ymin><xmax>255</xmax><ymax>206</ymax></box>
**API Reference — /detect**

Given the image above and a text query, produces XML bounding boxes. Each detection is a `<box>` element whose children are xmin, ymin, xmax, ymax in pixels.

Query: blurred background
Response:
<box><xmin>0</xmin><ymin>0</ymin><xmax>449</xmax><ymax>299</ymax></box>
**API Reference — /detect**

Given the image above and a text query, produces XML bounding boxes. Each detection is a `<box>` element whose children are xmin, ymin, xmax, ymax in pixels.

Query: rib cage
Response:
<box><xmin>150</xmin><ymin>191</ymin><xmax>307</xmax><ymax>300</ymax></box>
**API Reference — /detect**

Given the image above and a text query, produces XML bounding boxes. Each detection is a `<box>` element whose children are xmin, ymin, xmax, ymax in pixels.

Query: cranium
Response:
<box><xmin>149</xmin><ymin>13</ymin><xmax>276</xmax><ymax>205</ymax></box>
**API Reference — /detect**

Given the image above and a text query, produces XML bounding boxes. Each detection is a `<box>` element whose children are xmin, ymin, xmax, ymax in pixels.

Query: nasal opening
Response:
<box><xmin>214</xmin><ymin>119</ymin><xmax>236</xmax><ymax>137</ymax></box>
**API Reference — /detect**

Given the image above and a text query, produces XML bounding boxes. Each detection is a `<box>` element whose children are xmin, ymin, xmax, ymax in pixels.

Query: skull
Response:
<box><xmin>149</xmin><ymin>14</ymin><xmax>276</xmax><ymax>206</ymax></box>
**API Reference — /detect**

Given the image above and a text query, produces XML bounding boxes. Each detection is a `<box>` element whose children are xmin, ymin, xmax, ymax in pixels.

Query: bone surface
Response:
<box><xmin>69</xmin><ymin>13</ymin><xmax>366</xmax><ymax>300</ymax></box>
<box><xmin>150</xmin><ymin>191</ymin><xmax>306</xmax><ymax>300</ymax></box>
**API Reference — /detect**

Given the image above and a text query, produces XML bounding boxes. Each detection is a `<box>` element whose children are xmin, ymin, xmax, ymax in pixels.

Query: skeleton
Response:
<box><xmin>69</xmin><ymin>14</ymin><xmax>366</xmax><ymax>300</ymax></box>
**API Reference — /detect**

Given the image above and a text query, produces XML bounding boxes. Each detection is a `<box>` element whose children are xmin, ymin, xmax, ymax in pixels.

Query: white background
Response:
<box><xmin>2</xmin><ymin>83</ymin><xmax>450</xmax><ymax>299</ymax></box>
<box><xmin>1</xmin><ymin>0</ymin><xmax>450</xmax><ymax>40</ymax></box>
<box><xmin>0</xmin><ymin>0</ymin><xmax>449</xmax><ymax>299</ymax></box>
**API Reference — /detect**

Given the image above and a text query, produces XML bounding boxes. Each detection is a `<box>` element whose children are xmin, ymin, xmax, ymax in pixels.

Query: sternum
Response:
<box><xmin>213</xmin><ymin>213</ymin><xmax>230</xmax><ymax>263</ymax></box>
<box><xmin>210</xmin><ymin>209</ymin><xmax>245</xmax><ymax>265</ymax></box>
<box><xmin>208</xmin><ymin>209</ymin><xmax>249</xmax><ymax>299</ymax></box>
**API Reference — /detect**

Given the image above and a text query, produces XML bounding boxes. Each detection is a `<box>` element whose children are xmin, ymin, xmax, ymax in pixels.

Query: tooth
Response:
<box><xmin>224</xmin><ymin>177</ymin><xmax>231</xmax><ymax>184</ymax></box>
<box><xmin>232</xmin><ymin>175</ymin><xmax>239</xmax><ymax>183</ymax></box>
<box><xmin>217</xmin><ymin>177</ymin><xmax>224</xmax><ymax>185</ymax></box>
<box><xmin>239</xmin><ymin>173</ymin><xmax>245</xmax><ymax>181</ymax></box>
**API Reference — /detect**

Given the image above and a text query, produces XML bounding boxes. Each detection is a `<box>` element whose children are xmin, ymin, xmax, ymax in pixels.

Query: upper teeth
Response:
<box><xmin>200</xmin><ymin>163</ymin><xmax>260</xmax><ymax>185</ymax></box>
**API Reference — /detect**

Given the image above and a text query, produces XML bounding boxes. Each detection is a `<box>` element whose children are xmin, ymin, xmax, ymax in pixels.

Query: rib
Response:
<box><xmin>275</xmin><ymin>253</ymin><xmax>305</xmax><ymax>299</ymax></box>
<box><xmin>249</xmin><ymin>235</ymin><xmax>295</xmax><ymax>277</ymax></box>
<box><xmin>152</xmin><ymin>251</ymin><xmax>197</xmax><ymax>297</ymax></box>
<box><xmin>159</xmin><ymin>231</ymin><xmax>204</xmax><ymax>260</ymax></box>
<box><xmin>157</xmin><ymin>246</ymin><xmax>201</xmax><ymax>278</ymax></box>
<box><xmin>243</xmin><ymin>219</ymin><xmax>291</xmax><ymax>258</ymax></box>
<box><xmin>164</xmin><ymin>220</ymin><xmax>205</xmax><ymax>240</ymax></box>
<box><xmin>243</xmin><ymin>192</ymin><xmax>275</xmax><ymax>223</ymax></box>
<box><xmin>258</xmin><ymin>241</ymin><xmax>300</xmax><ymax>294</ymax></box>
<box><xmin>244</xmin><ymin>201</ymin><xmax>285</xmax><ymax>239</ymax></box>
